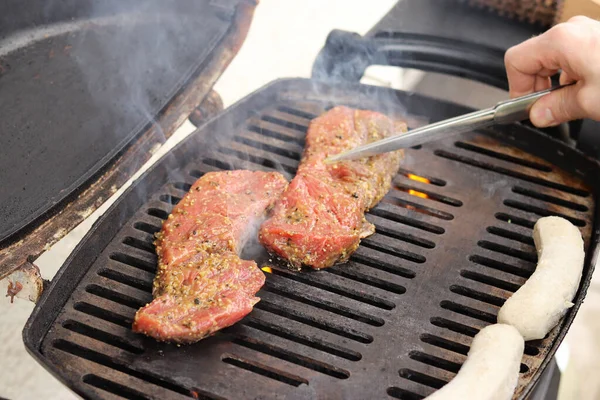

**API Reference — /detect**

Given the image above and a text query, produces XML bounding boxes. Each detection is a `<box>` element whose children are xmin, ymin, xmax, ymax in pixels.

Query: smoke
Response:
<box><xmin>51</xmin><ymin>0</ymin><xmax>223</xmax><ymax>202</ymax></box>
<box><xmin>66</xmin><ymin>1</ymin><xmax>191</xmax><ymax>143</ymax></box>
<box><xmin>37</xmin><ymin>1</ymin><xmax>420</xmax><ymax>199</ymax></box>
<box><xmin>239</xmin><ymin>215</ymin><xmax>270</xmax><ymax>262</ymax></box>
<box><xmin>482</xmin><ymin>179</ymin><xmax>509</xmax><ymax>199</ymax></box>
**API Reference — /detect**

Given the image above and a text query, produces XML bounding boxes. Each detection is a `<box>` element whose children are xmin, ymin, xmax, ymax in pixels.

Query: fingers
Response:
<box><xmin>505</xmin><ymin>17</ymin><xmax>600</xmax><ymax>124</ymax></box>
<box><xmin>529</xmin><ymin>83</ymin><xmax>585</xmax><ymax>127</ymax></box>
<box><xmin>559</xmin><ymin>70</ymin><xmax>575</xmax><ymax>85</ymax></box>
<box><xmin>534</xmin><ymin>75</ymin><xmax>552</xmax><ymax>92</ymax></box>
<box><xmin>504</xmin><ymin>22</ymin><xmax>588</xmax><ymax>98</ymax></box>
<box><xmin>504</xmin><ymin>35</ymin><xmax>561</xmax><ymax>97</ymax></box>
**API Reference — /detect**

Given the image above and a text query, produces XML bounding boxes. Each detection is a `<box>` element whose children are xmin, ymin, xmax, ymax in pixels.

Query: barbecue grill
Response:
<box><xmin>4</xmin><ymin>1</ymin><xmax>599</xmax><ymax>399</ymax></box>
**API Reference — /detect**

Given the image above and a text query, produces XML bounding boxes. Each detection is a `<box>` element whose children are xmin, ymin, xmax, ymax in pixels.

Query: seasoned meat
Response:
<box><xmin>259</xmin><ymin>106</ymin><xmax>406</xmax><ymax>269</ymax></box>
<box><xmin>133</xmin><ymin>170</ymin><xmax>288</xmax><ymax>343</ymax></box>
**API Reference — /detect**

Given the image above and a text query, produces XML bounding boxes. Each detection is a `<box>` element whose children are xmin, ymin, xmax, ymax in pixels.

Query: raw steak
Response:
<box><xmin>259</xmin><ymin>106</ymin><xmax>406</xmax><ymax>269</ymax></box>
<box><xmin>133</xmin><ymin>170</ymin><xmax>288</xmax><ymax>343</ymax></box>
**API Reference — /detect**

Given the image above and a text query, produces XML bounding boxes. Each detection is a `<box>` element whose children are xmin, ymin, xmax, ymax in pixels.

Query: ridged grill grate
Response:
<box><xmin>26</xmin><ymin>80</ymin><xmax>597</xmax><ymax>400</ymax></box>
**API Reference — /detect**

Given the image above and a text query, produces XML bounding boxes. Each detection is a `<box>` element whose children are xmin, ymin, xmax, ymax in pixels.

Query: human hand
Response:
<box><xmin>504</xmin><ymin>16</ymin><xmax>600</xmax><ymax>127</ymax></box>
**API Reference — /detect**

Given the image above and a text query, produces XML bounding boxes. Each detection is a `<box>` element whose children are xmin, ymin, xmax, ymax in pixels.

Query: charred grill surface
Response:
<box><xmin>23</xmin><ymin>80</ymin><xmax>598</xmax><ymax>400</ymax></box>
<box><xmin>259</xmin><ymin>106</ymin><xmax>405</xmax><ymax>270</ymax></box>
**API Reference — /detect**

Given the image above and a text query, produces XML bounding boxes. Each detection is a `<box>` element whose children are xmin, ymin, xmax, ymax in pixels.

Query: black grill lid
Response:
<box><xmin>0</xmin><ymin>0</ymin><xmax>256</xmax><ymax>277</ymax></box>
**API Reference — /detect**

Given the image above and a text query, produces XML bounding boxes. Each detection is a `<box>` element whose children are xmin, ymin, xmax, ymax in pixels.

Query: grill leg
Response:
<box><xmin>527</xmin><ymin>359</ymin><xmax>561</xmax><ymax>400</ymax></box>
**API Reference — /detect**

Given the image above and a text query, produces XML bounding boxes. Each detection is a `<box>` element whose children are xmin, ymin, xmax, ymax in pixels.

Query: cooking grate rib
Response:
<box><xmin>25</xmin><ymin>81</ymin><xmax>598</xmax><ymax>400</ymax></box>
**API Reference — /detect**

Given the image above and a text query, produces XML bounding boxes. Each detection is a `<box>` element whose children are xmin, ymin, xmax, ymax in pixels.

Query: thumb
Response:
<box><xmin>529</xmin><ymin>84</ymin><xmax>585</xmax><ymax>127</ymax></box>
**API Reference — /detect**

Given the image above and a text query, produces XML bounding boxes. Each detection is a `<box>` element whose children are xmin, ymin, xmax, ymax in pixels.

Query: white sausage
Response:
<box><xmin>497</xmin><ymin>216</ymin><xmax>585</xmax><ymax>341</ymax></box>
<box><xmin>425</xmin><ymin>324</ymin><xmax>524</xmax><ymax>400</ymax></box>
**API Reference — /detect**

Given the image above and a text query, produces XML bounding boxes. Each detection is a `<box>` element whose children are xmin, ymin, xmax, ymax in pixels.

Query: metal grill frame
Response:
<box><xmin>23</xmin><ymin>78</ymin><xmax>600</xmax><ymax>400</ymax></box>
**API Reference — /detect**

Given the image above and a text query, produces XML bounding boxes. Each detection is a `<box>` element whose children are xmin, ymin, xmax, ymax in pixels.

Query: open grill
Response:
<box><xmin>24</xmin><ymin>79</ymin><xmax>599</xmax><ymax>400</ymax></box>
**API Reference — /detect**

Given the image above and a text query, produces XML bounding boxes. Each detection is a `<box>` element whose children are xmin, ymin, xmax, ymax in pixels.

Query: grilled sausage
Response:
<box><xmin>425</xmin><ymin>324</ymin><xmax>524</xmax><ymax>400</ymax></box>
<box><xmin>497</xmin><ymin>216</ymin><xmax>585</xmax><ymax>341</ymax></box>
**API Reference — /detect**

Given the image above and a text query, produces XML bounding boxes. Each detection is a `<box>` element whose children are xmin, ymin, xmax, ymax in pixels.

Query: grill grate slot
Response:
<box><xmin>255</xmin><ymin>300</ymin><xmax>374</xmax><ymax>344</ymax></box>
<box><xmin>222</xmin><ymin>354</ymin><xmax>308</xmax><ymax>387</ymax></box>
<box><xmin>435</xmin><ymin>150</ymin><xmax>589</xmax><ymax>197</ymax></box>
<box><xmin>369</xmin><ymin>205</ymin><xmax>446</xmax><ymax>234</ymax></box>
<box><xmin>360</xmin><ymin>239</ymin><xmax>426</xmax><ymax>264</ymax></box>
<box><xmin>454</xmin><ymin>141</ymin><xmax>553</xmax><ymax>172</ymax></box>
<box><xmin>55</xmin><ymin>340</ymin><xmax>198</xmax><ymax>398</ymax></box>
<box><xmin>200</xmin><ymin>158</ymin><xmax>236</xmax><ymax>171</ymax></box>
<box><xmin>232</xmin><ymin>336</ymin><xmax>350</xmax><ymax>379</ymax></box>
<box><xmin>399</xmin><ymin>369</ymin><xmax>447</xmax><ymax>389</ymax></box>
<box><xmin>469</xmin><ymin>255</ymin><xmax>533</xmax><ymax>278</ymax></box>
<box><xmin>243</xmin><ymin>318</ymin><xmax>362</xmax><ymax>361</ymax></box>
<box><xmin>460</xmin><ymin>270</ymin><xmax>521</xmax><ymax>293</ymax></box>
<box><xmin>495</xmin><ymin>213</ymin><xmax>535</xmax><ymax>229</ymax></box>
<box><xmin>326</xmin><ymin>267</ymin><xmax>407</xmax><ymax>295</ymax></box>
<box><xmin>394</xmin><ymin>184</ymin><xmax>462</xmax><ymax>207</ymax></box>
<box><xmin>350</xmin><ymin>253</ymin><xmax>416</xmax><ymax>279</ymax></box>
<box><xmin>218</xmin><ymin>147</ymin><xmax>297</xmax><ymax>175</ymax></box>
<box><xmin>524</xmin><ymin>346</ymin><xmax>540</xmax><ymax>356</ymax></box>
<box><xmin>159</xmin><ymin>193</ymin><xmax>181</xmax><ymax>205</ymax></box>
<box><xmin>387</xmin><ymin>387</ymin><xmax>425</xmax><ymax>400</ymax></box>
<box><xmin>430</xmin><ymin>317</ymin><xmax>478</xmax><ymax>337</ymax></box>
<box><xmin>421</xmin><ymin>334</ymin><xmax>469</xmax><ymax>356</ymax></box>
<box><xmin>409</xmin><ymin>351</ymin><xmax>461</xmax><ymax>373</ymax></box>
<box><xmin>85</xmin><ymin>284</ymin><xmax>147</xmax><ymax>309</ymax></box>
<box><xmin>98</xmin><ymin>269</ymin><xmax>153</xmax><ymax>293</ymax></box>
<box><xmin>262</xmin><ymin>282</ymin><xmax>386</xmax><ymax>326</ymax></box>
<box><xmin>486</xmin><ymin>226</ymin><xmax>534</xmax><ymax>246</ymax></box>
<box><xmin>368</xmin><ymin>222</ymin><xmax>436</xmax><ymax>249</ymax></box>
<box><xmin>429</xmin><ymin>317</ymin><xmax>539</xmax><ymax>356</ymax></box>
<box><xmin>276</xmin><ymin>106</ymin><xmax>318</xmax><ymax>120</ymax></box>
<box><xmin>477</xmin><ymin>240</ymin><xmax>537</xmax><ymax>263</ymax></box>
<box><xmin>260</xmin><ymin>115</ymin><xmax>308</xmax><ymax>133</ymax></box>
<box><xmin>503</xmin><ymin>200</ymin><xmax>586</xmax><ymax>227</ymax></box>
<box><xmin>173</xmin><ymin>182</ymin><xmax>192</xmax><ymax>192</ymax></box>
<box><xmin>267</xmin><ymin>267</ymin><xmax>398</xmax><ymax>309</ymax></box>
<box><xmin>246</xmin><ymin>124</ymin><xmax>305</xmax><ymax>146</ymax></box>
<box><xmin>74</xmin><ymin>302</ymin><xmax>132</xmax><ymax>328</ymax></box>
<box><xmin>189</xmin><ymin>169</ymin><xmax>205</xmax><ymax>178</ymax></box>
<box><xmin>449</xmin><ymin>285</ymin><xmax>505</xmax><ymax>307</ymax></box>
<box><xmin>397</xmin><ymin>169</ymin><xmax>446</xmax><ymax>186</ymax></box>
<box><xmin>123</xmin><ymin>236</ymin><xmax>155</xmax><ymax>253</ymax></box>
<box><xmin>83</xmin><ymin>374</ymin><xmax>149</xmax><ymax>400</ymax></box>
<box><xmin>233</xmin><ymin>135</ymin><xmax>302</xmax><ymax>160</ymax></box>
<box><xmin>440</xmin><ymin>300</ymin><xmax>496</xmax><ymax>324</ymax></box>
<box><xmin>147</xmin><ymin>208</ymin><xmax>169</xmax><ymax>220</ymax></box>
<box><xmin>133</xmin><ymin>221</ymin><xmax>162</xmax><ymax>235</ymax></box>
<box><xmin>512</xmin><ymin>186</ymin><xmax>588</xmax><ymax>212</ymax></box>
<box><xmin>110</xmin><ymin>253</ymin><xmax>156</xmax><ymax>273</ymax></box>
<box><xmin>382</xmin><ymin>196</ymin><xmax>454</xmax><ymax>221</ymax></box>
<box><xmin>62</xmin><ymin>320</ymin><xmax>144</xmax><ymax>354</ymax></box>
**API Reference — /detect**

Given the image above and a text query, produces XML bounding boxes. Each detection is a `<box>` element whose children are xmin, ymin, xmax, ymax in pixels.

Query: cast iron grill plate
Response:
<box><xmin>24</xmin><ymin>79</ymin><xmax>599</xmax><ymax>400</ymax></box>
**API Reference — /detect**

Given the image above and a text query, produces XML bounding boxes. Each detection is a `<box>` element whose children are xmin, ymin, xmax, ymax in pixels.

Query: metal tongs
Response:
<box><xmin>325</xmin><ymin>84</ymin><xmax>572</xmax><ymax>163</ymax></box>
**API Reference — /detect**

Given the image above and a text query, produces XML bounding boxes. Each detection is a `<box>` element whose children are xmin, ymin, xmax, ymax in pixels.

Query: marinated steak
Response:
<box><xmin>259</xmin><ymin>106</ymin><xmax>406</xmax><ymax>269</ymax></box>
<box><xmin>133</xmin><ymin>170</ymin><xmax>288</xmax><ymax>343</ymax></box>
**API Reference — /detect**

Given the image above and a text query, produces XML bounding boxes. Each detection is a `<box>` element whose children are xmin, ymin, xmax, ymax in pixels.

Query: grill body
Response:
<box><xmin>24</xmin><ymin>79</ymin><xmax>599</xmax><ymax>400</ymax></box>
